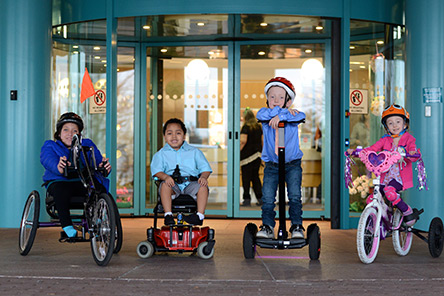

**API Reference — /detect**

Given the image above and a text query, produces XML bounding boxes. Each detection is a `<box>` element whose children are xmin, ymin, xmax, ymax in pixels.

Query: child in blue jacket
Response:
<box><xmin>256</xmin><ymin>77</ymin><xmax>306</xmax><ymax>239</ymax></box>
<box><xmin>40</xmin><ymin>112</ymin><xmax>111</xmax><ymax>238</ymax></box>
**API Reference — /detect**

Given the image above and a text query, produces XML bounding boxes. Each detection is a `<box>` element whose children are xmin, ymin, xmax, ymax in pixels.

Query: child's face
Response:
<box><xmin>267</xmin><ymin>86</ymin><xmax>288</xmax><ymax>108</ymax></box>
<box><xmin>164</xmin><ymin>123</ymin><xmax>185</xmax><ymax>151</ymax></box>
<box><xmin>386</xmin><ymin>115</ymin><xmax>406</xmax><ymax>135</ymax></box>
<box><xmin>59</xmin><ymin>123</ymin><xmax>80</xmax><ymax>147</ymax></box>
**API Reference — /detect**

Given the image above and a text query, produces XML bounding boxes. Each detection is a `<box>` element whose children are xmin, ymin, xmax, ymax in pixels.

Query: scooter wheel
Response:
<box><xmin>137</xmin><ymin>241</ymin><xmax>154</xmax><ymax>259</ymax></box>
<box><xmin>243</xmin><ymin>223</ymin><xmax>258</xmax><ymax>259</ymax></box>
<box><xmin>428</xmin><ymin>217</ymin><xmax>444</xmax><ymax>258</ymax></box>
<box><xmin>307</xmin><ymin>224</ymin><xmax>321</xmax><ymax>260</ymax></box>
<box><xmin>197</xmin><ymin>241</ymin><xmax>214</xmax><ymax>259</ymax></box>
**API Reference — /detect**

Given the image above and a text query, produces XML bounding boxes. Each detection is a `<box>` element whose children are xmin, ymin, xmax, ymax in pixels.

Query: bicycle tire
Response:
<box><xmin>357</xmin><ymin>206</ymin><xmax>380</xmax><ymax>264</ymax></box>
<box><xmin>90</xmin><ymin>193</ymin><xmax>116</xmax><ymax>266</ymax></box>
<box><xmin>392</xmin><ymin>209</ymin><xmax>413</xmax><ymax>256</ymax></box>
<box><xmin>19</xmin><ymin>191</ymin><xmax>40</xmax><ymax>255</ymax></box>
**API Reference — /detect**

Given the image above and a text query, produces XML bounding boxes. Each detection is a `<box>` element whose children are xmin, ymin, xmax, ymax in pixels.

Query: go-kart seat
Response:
<box><xmin>45</xmin><ymin>192</ymin><xmax>86</xmax><ymax>220</ymax></box>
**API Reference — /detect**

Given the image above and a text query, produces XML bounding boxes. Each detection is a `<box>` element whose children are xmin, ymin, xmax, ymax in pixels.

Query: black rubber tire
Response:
<box><xmin>137</xmin><ymin>241</ymin><xmax>154</xmax><ymax>258</ymax></box>
<box><xmin>428</xmin><ymin>217</ymin><xmax>444</xmax><ymax>258</ymax></box>
<box><xmin>243</xmin><ymin>223</ymin><xmax>258</xmax><ymax>259</ymax></box>
<box><xmin>108</xmin><ymin>194</ymin><xmax>123</xmax><ymax>254</ymax></box>
<box><xmin>307</xmin><ymin>224</ymin><xmax>321</xmax><ymax>260</ymax></box>
<box><xmin>197</xmin><ymin>241</ymin><xmax>215</xmax><ymax>259</ymax></box>
<box><xmin>19</xmin><ymin>191</ymin><xmax>40</xmax><ymax>256</ymax></box>
<box><xmin>90</xmin><ymin>193</ymin><xmax>116</xmax><ymax>266</ymax></box>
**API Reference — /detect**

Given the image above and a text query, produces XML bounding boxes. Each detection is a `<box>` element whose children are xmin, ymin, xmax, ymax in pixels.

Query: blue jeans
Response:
<box><xmin>261</xmin><ymin>159</ymin><xmax>303</xmax><ymax>227</ymax></box>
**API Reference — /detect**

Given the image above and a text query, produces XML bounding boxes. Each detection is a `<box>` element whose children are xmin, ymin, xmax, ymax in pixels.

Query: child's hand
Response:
<box><xmin>288</xmin><ymin>109</ymin><xmax>300</xmax><ymax>116</ymax></box>
<box><xmin>99</xmin><ymin>157</ymin><xmax>112</xmax><ymax>174</ymax></box>
<box><xmin>164</xmin><ymin>176</ymin><xmax>175</xmax><ymax>187</ymax></box>
<box><xmin>269</xmin><ymin>115</ymin><xmax>280</xmax><ymax>129</ymax></box>
<box><xmin>198</xmin><ymin>176</ymin><xmax>208</xmax><ymax>187</ymax></box>
<box><xmin>346</xmin><ymin>148</ymin><xmax>354</xmax><ymax>156</ymax></box>
<box><xmin>57</xmin><ymin>156</ymin><xmax>70</xmax><ymax>174</ymax></box>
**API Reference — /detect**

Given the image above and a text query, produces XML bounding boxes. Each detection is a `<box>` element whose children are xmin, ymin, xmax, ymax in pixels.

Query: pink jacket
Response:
<box><xmin>364</xmin><ymin>132</ymin><xmax>419</xmax><ymax>190</ymax></box>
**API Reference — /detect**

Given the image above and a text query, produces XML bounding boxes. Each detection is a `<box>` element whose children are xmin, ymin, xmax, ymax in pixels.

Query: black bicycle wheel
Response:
<box><xmin>19</xmin><ymin>191</ymin><xmax>40</xmax><ymax>256</ymax></box>
<box><xmin>428</xmin><ymin>217</ymin><xmax>444</xmax><ymax>258</ymax></box>
<box><xmin>108</xmin><ymin>194</ymin><xmax>123</xmax><ymax>254</ymax></box>
<box><xmin>307</xmin><ymin>224</ymin><xmax>321</xmax><ymax>260</ymax></box>
<box><xmin>243</xmin><ymin>223</ymin><xmax>258</xmax><ymax>259</ymax></box>
<box><xmin>90</xmin><ymin>193</ymin><xmax>116</xmax><ymax>266</ymax></box>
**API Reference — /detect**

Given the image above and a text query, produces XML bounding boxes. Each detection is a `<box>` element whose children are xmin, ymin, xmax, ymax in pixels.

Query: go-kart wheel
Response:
<box><xmin>243</xmin><ymin>223</ymin><xmax>258</xmax><ymax>259</ymax></box>
<box><xmin>19</xmin><ymin>191</ymin><xmax>40</xmax><ymax>256</ymax></box>
<box><xmin>428</xmin><ymin>217</ymin><xmax>444</xmax><ymax>258</ymax></box>
<box><xmin>392</xmin><ymin>209</ymin><xmax>413</xmax><ymax>256</ymax></box>
<box><xmin>137</xmin><ymin>241</ymin><xmax>154</xmax><ymax>258</ymax></box>
<box><xmin>90</xmin><ymin>193</ymin><xmax>116</xmax><ymax>266</ymax></box>
<box><xmin>197</xmin><ymin>241</ymin><xmax>214</xmax><ymax>259</ymax></box>
<box><xmin>307</xmin><ymin>224</ymin><xmax>321</xmax><ymax>260</ymax></box>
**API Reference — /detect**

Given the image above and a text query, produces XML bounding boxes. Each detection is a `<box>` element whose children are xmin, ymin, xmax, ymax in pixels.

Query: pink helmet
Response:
<box><xmin>264</xmin><ymin>77</ymin><xmax>296</xmax><ymax>107</ymax></box>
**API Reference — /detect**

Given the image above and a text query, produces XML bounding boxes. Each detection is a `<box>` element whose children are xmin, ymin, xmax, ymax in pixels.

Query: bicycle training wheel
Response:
<box><xmin>428</xmin><ymin>217</ymin><xmax>444</xmax><ymax>258</ymax></box>
<box><xmin>357</xmin><ymin>207</ymin><xmax>380</xmax><ymax>264</ymax></box>
<box><xmin>90</xmin><ymin>193</ymin><xmax>116</xmax><ymax>266</ymax></box>
<box><xmin>392</xmin><ymin>209</ymin><xmax>413</xmax><ymax>256</ymax></box>
<box><xmin>19</xmin><ymin>191</ymin><xmax>40</xmax><ymax>256</ymax></box>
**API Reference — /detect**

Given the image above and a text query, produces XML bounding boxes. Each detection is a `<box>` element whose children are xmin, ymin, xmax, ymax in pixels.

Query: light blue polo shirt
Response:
<box><xmin>150</xmin><ymin>141</ymin><xmax>213</xmax><ymax>190</ymax></box>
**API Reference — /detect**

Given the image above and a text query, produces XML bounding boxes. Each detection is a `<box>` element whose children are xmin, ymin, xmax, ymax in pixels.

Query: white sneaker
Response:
<box><xmin>290</xmin><ymin>224</ymin><xmax>305</xmax><ymax>239</ymax></box>
<box><xmin>256</xmin><ymin>225</ymin><xmax>274</xmax><ymax>239</ymax></box>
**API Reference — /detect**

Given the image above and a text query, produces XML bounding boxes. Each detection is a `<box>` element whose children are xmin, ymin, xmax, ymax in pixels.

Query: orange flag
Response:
<box><xmin>80</xmin><ymin>67</ymin><xmax>95</xmax><ymax>103</ymax></box>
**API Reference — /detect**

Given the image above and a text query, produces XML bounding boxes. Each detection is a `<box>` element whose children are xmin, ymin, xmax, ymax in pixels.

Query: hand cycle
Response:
<box><xmin>345</xmin><ymin>148</ymin><xmax>443</xmax><ymax>264</ymax></box>
<box><xmin>19</xmin><ymin>134</ymin><xmax>122</xmax><ymax>266</ymax></box>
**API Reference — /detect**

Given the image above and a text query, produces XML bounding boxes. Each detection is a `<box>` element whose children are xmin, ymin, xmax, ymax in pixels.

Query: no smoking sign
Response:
<box><xmin>349</xmin><ymin>89</ymin><xmax>368</xmax><ymax>114</ymax></box>
<box><xmin>89</xmin><ymin>90</ymin><xmax>106</xmax><ymax>114</ymax></box>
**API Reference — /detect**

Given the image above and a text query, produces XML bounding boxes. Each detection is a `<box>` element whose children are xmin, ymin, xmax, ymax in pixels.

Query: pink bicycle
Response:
<box><xmin>345</xmin><ymin>148</ymin><xmax>443</xmax><ymax>264</ymax></box>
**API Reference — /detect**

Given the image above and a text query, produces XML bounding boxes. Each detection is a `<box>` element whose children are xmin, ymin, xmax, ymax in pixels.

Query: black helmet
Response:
<box><xmin>54</xmin><ymin>112</ymin><xmax>84</xmax><ymax>140</ymax></box>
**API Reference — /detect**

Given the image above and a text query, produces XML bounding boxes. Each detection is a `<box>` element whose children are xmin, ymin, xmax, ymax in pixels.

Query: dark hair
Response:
<box><xmin>243</xmin><ymin>109</ymin><xmax>261</xmax><ymax>131</ymax></box>
<box><xmin>163</xmin><ymin>118</ymin><xmax>187</xmax><ymax>135</ymax></box>
<box><xmin>54</xmin><ymin>112</ymin><xmax>83</xmax><ymax>140</ymax></box>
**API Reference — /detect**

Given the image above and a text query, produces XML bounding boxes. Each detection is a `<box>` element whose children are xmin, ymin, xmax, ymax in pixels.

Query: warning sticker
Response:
<box><xmin>89</xmin><ymin>90</ymin><xmax>106</xmax><ymax>114</ymax></box>
<box><xmin>349</xmin><ymin>89</ymin><xmax>368</xmax><ymax>114</ymax></box>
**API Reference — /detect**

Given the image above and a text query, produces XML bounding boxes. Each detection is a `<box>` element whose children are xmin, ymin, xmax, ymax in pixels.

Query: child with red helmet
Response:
<box><xmin>256</xmin><ymin>77</ymin><xmax>306</xmax><ymax>239</ymax></box>
<box><xmin>347</xmin><ymin>104</ymin><xmax>420</xmax><ymax>225</ymax></box>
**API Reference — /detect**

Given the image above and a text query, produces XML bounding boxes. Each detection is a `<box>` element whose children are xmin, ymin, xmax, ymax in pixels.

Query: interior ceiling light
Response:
<box><xmin>197</xmin><ymin>22</ymin><xmax>205</xmax><ymax>26</ymax></box>
<box><xmin>376</xmin><ymin>40</ymin><xmax>384</xmax><ymax>45</ymax></box>
<box><xmin>142</xmin><ymin>25</ymin><xmax>151</xmax><ymax>30</ymax></box>
<box><xmin>94</xmin><ymin>56</ymin><xmax>100</xmax><ymax>59</ymax></box>
<box><xmin>350</xmin><ymin>46</ymin><xmax>356</xmax><ymax>49</ymax></box>
<box><xmin>305</xmin><ymin>49</ymin><xmax>313</xmax><ymax>53</ymax></box>
<box><xmin>260</xmin><ymin>22</ymin><xmax>268</xmax><ymax>27</ymax></box>
<box><xmin>94</xmin><ymin>46</ymin><xmax>101</xmax><ymax>50</ymax></box>
<box><xmin>73</xmin><ymin>45</ymin><xmax>79</xmax><ymax>49</ymax></box>
<box><xmin>315</xmin><ymin>26</ymin><xmax>323</xmax><ymax>30</ymax></box>
<box><xmin>258</xmin><ymin>51</ymin><xmax>266</xmax><ymax>56</ymax></box>
<box><xmin>160</xmin><ymin>48</ymin><xmax>168</xmax><ymax>53</ymax></box>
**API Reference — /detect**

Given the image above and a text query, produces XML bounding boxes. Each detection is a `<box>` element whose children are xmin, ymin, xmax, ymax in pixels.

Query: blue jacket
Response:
<box><xmin>40</xmin><ymin>138</ymin><xmax>110</xmax><ymax>191</ymax></box>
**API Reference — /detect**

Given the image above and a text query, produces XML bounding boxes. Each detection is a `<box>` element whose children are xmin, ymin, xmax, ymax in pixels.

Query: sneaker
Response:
<box><xmin>63</xmin><ymin>225</ymin><xmax>77</xmax><ymax>238</ymax></box>
<box><xmin>403</xmin><ymin>207</ymin><xmax>416</xmax><ymax>226</ymax></box>
<box><xmin>164</xmin><ymin>214</ymin><xmax>175</xmax><ymax>225</ymax></box>
<box><xmin>183</xmin><ymin>213</ymin><xmax>203</xmax><ymax>226</ymax></box>
<box><xmin>256</xmin><ymin>225</ymin><xmax>274</xmax><ymax>239</ymax></box>
<box><xmin>289</xmin><ymin>224</ymin><xmax>305</xmax><ymax>239</ymax></box>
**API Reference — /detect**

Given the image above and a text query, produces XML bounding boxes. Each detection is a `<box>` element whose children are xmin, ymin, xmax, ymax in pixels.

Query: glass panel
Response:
<box><xmin>348</xmin><ymin>21</ymin><xmax>406</xmax><ymax>215</ymax></box>
<box><xmin>116</xmin><ymin>47</ymin><xmax>135</xmax><ymax>208</ymax></box>
<box><xmin>241</xmin><ymin>15</ymin><xmax>329</xmax><ymax>37</ymax></box>
<box><xmin>53</xmin><ymin>20</ymin><xmax>107</xmax><ymax>41</ymax></box>
<box><xmin>240</xmin><ymin>43</ymin><xmax>326</xmax><ymax>212</ymax></box>
<box><xmin>146</xmin><ymin>46</ymin><xmax>229</xmax><ymax>211</ymax></box>
<box><xmin>51</xmin><ymin>40</ymin><xmax>107</xmax><ymax>151</ymax></box>
<box><xmin>143</xmin><ymin>15</ymin><xmax>228</xmax><ymax>37</ymax></box>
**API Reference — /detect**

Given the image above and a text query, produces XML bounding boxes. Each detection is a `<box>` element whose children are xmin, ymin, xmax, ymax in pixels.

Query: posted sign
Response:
<box><xmin>349</xmin><ymin>89</ymin><xmax>368</xmax><ymax>114</ymax></box>
<box><xmin>89</xmin><ymin>90</ymin><xmax>106</xmax><ymax>114</ymax></box>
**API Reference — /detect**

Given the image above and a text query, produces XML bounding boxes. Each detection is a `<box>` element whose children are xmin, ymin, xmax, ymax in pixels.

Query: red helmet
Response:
<box><xmin>264</xmin><ymin>77</ymin><xmax>296</xmax><ymax>107</ymax></box>
<box><xmin>381</xmin><ymin>104</ymin><xmax>410</xmax><ymax>128</ymax></box>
